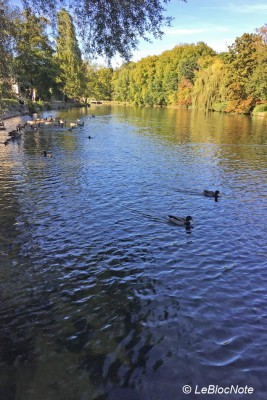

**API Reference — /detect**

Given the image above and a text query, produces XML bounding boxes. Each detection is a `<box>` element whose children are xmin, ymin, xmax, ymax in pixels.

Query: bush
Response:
<box><xmin>3</xmin><ymin>98</ymin><xmax>19</xmax><ymax>107</ymax></box>
<box><xmin>252</xmin><ymin>104</ymin><xmax>267</xmax><ymax>113</ymax></box>
<box><xmin>36</xmin><ymin>100</ymin><xmax>44</xmax><ymax>110</ymax></box>
<box><xmin>225</xmin><ymin>98</ymin><xmax>255</xmax><ymax>114</ymax></box>
<box><xmin>212</xmin><ymin>101</ymin><xmax>229</xmax><ymax>112</ymax></box>
<box><xmin>44</xmin><ymin>102</ymin><xmax>52</xmax><ymax>110</ymax></box>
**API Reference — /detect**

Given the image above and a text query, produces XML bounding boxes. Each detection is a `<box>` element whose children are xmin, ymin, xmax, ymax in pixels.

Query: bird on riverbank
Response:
<box><xmin>3</xmin><ymin>138</ymin><xmax>12</xmax><ymax>145</ymax></box>
<box><xmin>203</xmin><ymin>190</ymin><xmax>220</xmax><ymax>201</ymax></box>
<box><xmin>43</xmin><ymin>151</ymin><xmax>52</xmax><ymax>157</ymax></box>
<box><xmin>168</xmin><ymin>215</ymin><xmax>193</xmax><ymax>226</ymax></box>
<box><xmin>8</xmin><ymin>130</ymin><xmax>21</xmax><ymax>138</ymax></box>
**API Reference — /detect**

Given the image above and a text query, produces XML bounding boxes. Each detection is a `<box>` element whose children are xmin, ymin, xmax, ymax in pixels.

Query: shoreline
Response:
<box><xmin>0</xmin><ymin>101</ymin><xmax>88</xmax><ymax>121</ymax></box>
<box><xmin>1</xmin><ymin>100</ymin><xmax>267</xmax><ymax>121</ymax></box>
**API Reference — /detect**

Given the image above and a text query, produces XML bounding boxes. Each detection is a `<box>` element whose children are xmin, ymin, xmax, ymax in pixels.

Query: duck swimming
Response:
<box><xmin>203</xmin><ymin>190</ymin><xmax>220</xmax><ymax>200</ymax></box>
<box><xmin>168</xmin><ymin>215</ymin><xmax>193</xmax><ymax>226</ymax></box>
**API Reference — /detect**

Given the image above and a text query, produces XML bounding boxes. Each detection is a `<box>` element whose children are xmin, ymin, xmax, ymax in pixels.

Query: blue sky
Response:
<box><xmin>10</xmin><ymin>0</ymin><xmax>267</xmax><ymax>65</ymax></box>
<box><xmin>127</xmin><ymin>0</ymin><xmax>267</xmax><ymax>63</ymax></box>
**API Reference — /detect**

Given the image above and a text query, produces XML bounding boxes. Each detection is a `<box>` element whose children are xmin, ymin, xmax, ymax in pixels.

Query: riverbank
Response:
<box><xmin>0</xmin><ymin>100</ymin><xmax>89</xmax><ymax>120</ymax></box>
<box><xmin>0</xmin><ymin>104</ymin><xmax>29</xmax><ymax>120</ymax></box>
<box><xmin>2</xmin><ymin>98</ymin><xmax>267</xmax><ymax>120</ymax></box>
<box><xmin>105</xmin><ymin>100</ymin><xmax>267</xmax><ymax>117</ymax></box>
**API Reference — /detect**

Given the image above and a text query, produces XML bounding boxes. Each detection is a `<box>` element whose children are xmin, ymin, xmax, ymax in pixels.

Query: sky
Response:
<box><xmin>9</xmin><ymin>0</ymin><xmax>267</xmax><ymax>66</ymax></box>
<box><xmin>125</xmin><ymin>0</ymin><xmax>267</xmax><ymax>64</ymax></box>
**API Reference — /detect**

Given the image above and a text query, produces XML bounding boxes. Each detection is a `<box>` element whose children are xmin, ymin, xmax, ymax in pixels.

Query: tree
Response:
<box><xmin>56</xmin><ymin>9</ymin><xmax>85</xmax><ymax>99</ymax></box>
<box><xmin>112</xmin><ymin>63</ymin><xmax>135</xmax><ymax>102</ymax></box>
<box><xmin>94</xmin><ymin>66</ymin><xmax>113</xmax><ymax>100</ymax></box>
<box><xmin>248</xmin><ymin>25</ymin><xmax>267</xmax><ymax>100</ymax></box>
<box><xmin>225</xmin><ymin>33</ymin><xmax>262</xmax><ymax>112</ymax></box>
<box><xmin>192</xmin><ymin>57</ymin><xmax>229</xmax><ymax>111</ymax></box>
<box><xmin>20</xmin><ymin>0</ymin><xmax>186</xmax><ymax>60</ymax></box>
<box><xmin>0</xmin><ymin>1</ymin><xmax>18</xmax><ymax>105</ymax></box>
<box><xmin>177</xmin><ymin>77</ymin><xmax>193</xmax><ymax>107</ymax></box>
<box><xmin>13</xmin><ymin>9</ymin><xmax>59</xmax><ymax>100</ymax></box>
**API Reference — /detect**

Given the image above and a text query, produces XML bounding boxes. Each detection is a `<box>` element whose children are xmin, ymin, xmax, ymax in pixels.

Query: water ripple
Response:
<box><xmin>0</xmin><ymin>107</ymin><xmax>266</xmax><ymax>399</ymax></box>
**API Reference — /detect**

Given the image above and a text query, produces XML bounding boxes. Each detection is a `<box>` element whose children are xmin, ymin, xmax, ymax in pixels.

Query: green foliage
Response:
<box><xmin>192</xmin><ymin>28</ymin><xmax>267</xmax><ymax>113</ymax></box>
<box><xmin>225</xmin><ymin>33</ymin><xmax>263</xmax><ymax>112</ymax></box>
<box><xmin>252</xmin><ymin>104</ymin><xmax>267</xmax><ymax>113</ymax></box>
<box><xmin>212</xmin><ymin>102</ymin><xmax>229</xmax><ymax>112</ymax></box>
<box><xmin>13</xmin><ymin>9</ymin><xmax>59</xmax><ymax>100</ymax></box>
<box><xmin>111</xmin><ymin>64</ymin><xmax>134</xmax><ymax>102</ymax></box>
<box><xmin>21</xmin><ymin>0</ymin><xmax>186</xmax><ymax>60</ymax></box>
<box><xmin>192</xmin><ymin>57</ymin><xmax>230</xmax><ymax>111</ymax></box>
<box><xmin>92</xmin><ymin>67</ymin><xmax>113</xmax><ymax>100</ymax></box>
<box><xmin>112</xmin><ymin>42</ymin><xmax>216</xmax><ymax>107</ymax></box>
<box><xmin>0</xmin><ymin>1</ymin><xmax>19</xmax><ymax>107</ymax></box>
<box><xmin>2</xmin><ymin>98</ymin><xmax>19</xmax><ymax>106</ymax></box>
<box><xmin>56</xmin><ymin>9</ymin><xmax>85</xmax><ymax>99</ymax></box>
<box><xmin>2</xmin><ymin>2</ymin><xmax>267</xmax><ymax>116</ymax></box>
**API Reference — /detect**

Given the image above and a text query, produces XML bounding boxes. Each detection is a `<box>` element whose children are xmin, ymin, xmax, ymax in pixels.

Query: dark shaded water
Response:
<box><xmin>0</xmin><ymin>106</ymin><xmax>266</xmax><ymax>399</ymax></box>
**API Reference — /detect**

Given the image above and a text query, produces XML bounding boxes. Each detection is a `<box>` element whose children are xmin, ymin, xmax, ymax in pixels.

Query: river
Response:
<box><xmin>0</xmin><ymin>105</ymin><xmax>266</xmax><ymax>399</ymax></box>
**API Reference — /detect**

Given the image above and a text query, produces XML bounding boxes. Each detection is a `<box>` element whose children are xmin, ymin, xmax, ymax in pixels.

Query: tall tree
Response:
<box><xmin>225</xmin><ymin>33</ymin><xmax>261</xmax><ymax>112</ymax></box>
<box><xmin>248</xmin><ymin>25</ymin><xmax>267</xmax><ymax>101</ymax></box>
<box><xmin>20</xmin><ymin>0</ymin><xmax>186</xmax><ymax>60</ymax></box>
<box><xmin>112</xmin><ymin>63</ymin><xmax>135</xmax><ymax>102</ymax></box>
<box><xmin>0</xmin><ymin>1</ymin><xmax>18</xmax><ymax>105</ymax></box>
<box><xmin>56</xmin><ymin>9</ymin><xmax>85</xmax><ymax>99</ymax></box>
<box><xmin>93</xmin><ymin>66</ymin><xmax>113</xmax><ymax>100</ymax></box>
<box><xmin>13</xmin><ymin>9</ymin><xmax>59</xmax><ymax>100</ymax></box>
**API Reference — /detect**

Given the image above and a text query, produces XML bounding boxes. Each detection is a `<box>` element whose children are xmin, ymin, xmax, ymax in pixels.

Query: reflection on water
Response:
<box><xmin>0</xmin><ymin>106</ymin><xmax>267</xmax><ymax>399</ymax></box>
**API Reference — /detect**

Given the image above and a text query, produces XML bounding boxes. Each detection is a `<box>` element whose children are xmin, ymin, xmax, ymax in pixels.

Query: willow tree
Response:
<box><xmin>56</xmin><ymin>9</ymin><xmax>86</xmax><ymax>99</ymax></box>
<box><xmin>192</xmin><ymin>57</ymin><xmax>229</xmax><ymax>111</ymax></box>
<box><xmin>20</xmin><ymin>0</ymin><xmax>186</xmax><ymax>60</ymax></box>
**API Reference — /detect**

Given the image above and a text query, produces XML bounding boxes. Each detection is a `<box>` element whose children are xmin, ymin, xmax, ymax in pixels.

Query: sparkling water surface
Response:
<box><xmin>0</xmin><ymin>106</ymin><xmax>266</xmax><ymax>399</ymax></box>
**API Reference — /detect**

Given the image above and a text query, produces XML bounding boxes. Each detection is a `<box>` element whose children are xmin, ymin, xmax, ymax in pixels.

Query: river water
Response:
<box><xmin>0</xmin><ymin>106</ymin><xmax>266</xmax><ymax>399</ymax></box>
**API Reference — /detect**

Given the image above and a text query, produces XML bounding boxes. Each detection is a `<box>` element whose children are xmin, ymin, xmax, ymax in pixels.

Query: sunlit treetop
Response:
<box><xmin>21</xmin><ymin>0</ymin><xmax>186</xmax><ymax>60</ymax></box>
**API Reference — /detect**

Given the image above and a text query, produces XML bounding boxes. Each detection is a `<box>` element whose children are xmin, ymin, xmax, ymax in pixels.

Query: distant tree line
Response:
<box><xmin>1</xmin><ymin>0</ymin><xmax>267</xmax><ymax>114</ymax></box>
<box><xmin>112</xmin><ymin>26</ymin><xmax>267</xmax><ymax>113</ymax></box>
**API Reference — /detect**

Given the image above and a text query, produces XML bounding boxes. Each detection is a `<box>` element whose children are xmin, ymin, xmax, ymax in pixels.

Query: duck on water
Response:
<box><xmin>203</xmin><ymin>190</ymin><xmax>220</xmax><ymax>201</ymax></box>
<box><xmin>168</xmin><ymin>215</ymin><xmax>193</xmax><ymax>226</ymax></box>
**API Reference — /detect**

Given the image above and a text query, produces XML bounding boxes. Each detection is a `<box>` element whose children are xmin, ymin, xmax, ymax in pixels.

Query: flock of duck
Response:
<box><xmin>1</xmin><ymin>116</ymin><xmax>221</xmax><ymax>230</ymax></box>
<box><xmin>0</xmin><ymin>120</ymin><xmax>25</xmax><ymax>145</ymax></box>
<box><xmin>0</xmin><ymin>115</ymin><xmax>94</xmax><ymax>150</ymax></box>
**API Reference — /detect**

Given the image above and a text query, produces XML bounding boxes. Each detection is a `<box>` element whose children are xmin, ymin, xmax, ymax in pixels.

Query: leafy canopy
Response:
<box><xmin>21</xmin><ymin>0</ymin><xmax>186</xmax><ymax>60</ymax></box>
<box><xmin>13</xmin><ymin>9</ymin><xmax>59</xmax><ymax>99</ymax></box>
<box><xmin>56</xmin><ymin>9</ymin><xmax>85</xmax><ymax>98</ymax></box>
